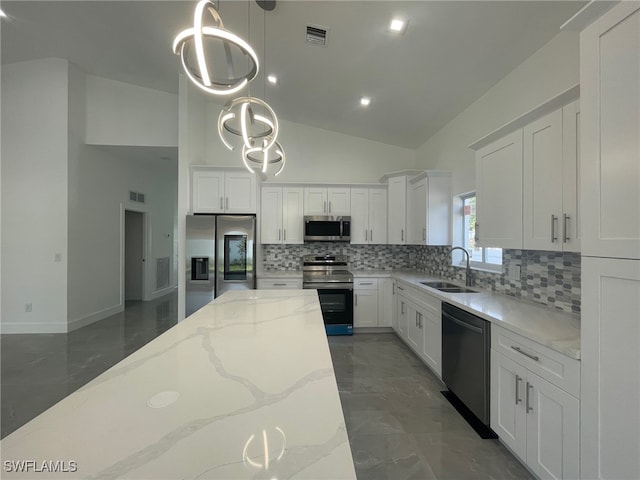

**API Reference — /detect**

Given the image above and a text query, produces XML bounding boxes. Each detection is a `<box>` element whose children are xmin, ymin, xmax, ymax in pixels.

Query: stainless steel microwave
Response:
<box><xmin>304</xmin><ymin>216</ymin><xmax>351</xmax><ymax>242</ymax></box>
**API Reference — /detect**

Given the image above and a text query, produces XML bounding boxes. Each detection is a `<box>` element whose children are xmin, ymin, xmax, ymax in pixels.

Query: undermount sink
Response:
<box><xmin>420</xmin><ymin>281</ymin><xmax>480</xmax><ymax>294</ymax></box>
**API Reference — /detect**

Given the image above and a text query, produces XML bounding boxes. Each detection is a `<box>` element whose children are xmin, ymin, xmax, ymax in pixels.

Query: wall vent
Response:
<box><xmin>129</xmin><ymin>191</ymin><xmax>146</xmax><ymax>203</ymax></box>
<box><xmin>306</xmin><ymin>25</ymin><xmax>329</xmax><ymax>47</ymax></box>
<box><xmin>156</xmin><ymin>257</ymin><xmax>170</xmax><ymax>289</ymax></box>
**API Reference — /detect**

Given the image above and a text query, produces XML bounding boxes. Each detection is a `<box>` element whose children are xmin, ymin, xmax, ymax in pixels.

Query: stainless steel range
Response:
<box><xmin>302</xmin><ymin>255</ymin><xmax>353</xmax><ymax>335</ymax></box>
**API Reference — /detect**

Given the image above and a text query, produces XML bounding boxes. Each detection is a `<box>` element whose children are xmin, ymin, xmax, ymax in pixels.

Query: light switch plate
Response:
<box><xmin>509</xmin><ymin>265</ymin><xmax>521</xmax><ymax>281</ymax></box>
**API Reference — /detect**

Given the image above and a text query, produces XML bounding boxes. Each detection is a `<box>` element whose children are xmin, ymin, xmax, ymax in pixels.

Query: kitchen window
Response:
<box><xmin>455</xmin><ymin>193</ymin><xmax>502</xmax><ymax>272</ymax></box>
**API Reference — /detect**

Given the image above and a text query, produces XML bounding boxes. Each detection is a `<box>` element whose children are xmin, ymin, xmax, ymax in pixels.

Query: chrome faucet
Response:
<box><xmin>450</xmin><ymin>247</ymin><xmax>473</xmax><ymax>286</ymax></box>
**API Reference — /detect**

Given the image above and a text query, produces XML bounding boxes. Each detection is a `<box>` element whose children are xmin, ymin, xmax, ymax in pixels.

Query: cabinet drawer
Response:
<box><xmin>492</xmin><ymin>326</ymin><xmax>580</xmax><ymax>397</ymax></box>
<box><xmin>257</xmin><ymin>278</ymin><xmax>302</xmax><ymax>289</ymax></box>
<box><xmin>397</xmin><ymin>281</ymin><xmax>441</xmax><ymax>313</ymax></box>
<box><xmin>354</xmin><ymin>278</ymin><xmax>379</xmax><ymax>289</ymax></box>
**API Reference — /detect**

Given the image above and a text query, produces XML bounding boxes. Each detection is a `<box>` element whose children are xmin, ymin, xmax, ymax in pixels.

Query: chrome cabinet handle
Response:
<box><xmin>359</xmin><ymin>282</ymin><xmax>373</xmax><ymax>286</ymax></box>
<box><xmin>551</xmin><ymin>214</ymin><xmax>558</xmax><ymax>242</ymax></box>
<box><xmin>423</xmin><ymin>228</ymin><xmax>426</xmax><ymax>241</ymax></box>
<box><xmin>278</xmin><ymin>229</ymin><xmax>281</xmax><ymax>241</ymax></box>
<box><xmin>273</xmin><ymin>283</ymin><xmax>287</xmax><ymax>286</ymax></box>
<box><xmin>475</xmin><ymin>223</ymin><xmax>479</xmax><ymax>242</ymax></box>
<box><xmin>401</xmin><ymin>301</ymin><xmax>405</xmax><ymax>314</ymax></box>
<box><xmin>220</xmin><ymin>197</ymin><xmax>223</xmax><ymax>209</ymax></box>
<box><xmin>284</xmin><ymin>229</ymin><xmax>287</xmax><ymax>241</ymax></box>
<box><xmin>370</xmin><ymin>229</ymin><xmax>373</xmax><ymax>242</ymax></box>
<box><xmin>401</xmin><ymin>229</ymin><xmax>404</xmax><ymax>242</ymax></box>
<box><xmin>355</xmin><ymin>294</ymin><xmax>358</xmax><ymax>307</ymax></box>
<box><xmin>329</xmin><ymin>201</ymin><xmax>332</xmax><ymax>213</ymax></box>
<box><xmin>418</xmin><ymin>312</ymin><xmax>423</xmax><ymax>328</ymax></box>
<box><xmin>511</xmin><ymin>346</ymin><xmax>539</xmax><ymax>362</ymax></box>
<box><xmin>563</xmin><ymin>214</ymin><xmax>570</xmax><ymax>243</ymax></box>
<box><xmin>323</xmin><ymin>201</ymin><xmax>327</xmax><ymax>213</ymax></box>
<box><xmin>397</xmin><ymin>286</ymin><xmax>404</xmax><ymax>291</ymax></box>
<box><xmin>526</xmin><ymin>382</ymin><xmax>533</xmax><ymax>413</ymax></box>
<box><xmin>392</xmin><ymin>283</ymin><xmax>396</xmax><ymax>295</ymax></box>
<box><xmin>515</xmin><ymin>375</ymin><xmax>522</xmax><ymax>405</ymax></box>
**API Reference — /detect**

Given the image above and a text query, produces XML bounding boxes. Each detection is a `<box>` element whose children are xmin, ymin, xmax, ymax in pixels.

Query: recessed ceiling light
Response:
<box><xmin>0</xmin><ymin>8</ymin><xmax>7</xmax><ymax>18</ymax></box>
<box><xmin>389</xmin><ymin>18</ymin><xmax>407</xmax><ymax>34</ymax></box>
<box><xmin>360</xmin><ymin>97</ymin><xmax>371</xmax><ymax>107</ymax></box>
<box><xmin>267</xmin><ymin>74</ymin><xmax>278</xmax><ymax>85</ymax></box>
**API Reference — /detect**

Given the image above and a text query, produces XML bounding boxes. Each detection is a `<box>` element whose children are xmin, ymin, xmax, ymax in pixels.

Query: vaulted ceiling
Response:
<box><xmin>1</xmin><ymin>1</ymin><xmax>586</xmax><ymax>148</ymax></box>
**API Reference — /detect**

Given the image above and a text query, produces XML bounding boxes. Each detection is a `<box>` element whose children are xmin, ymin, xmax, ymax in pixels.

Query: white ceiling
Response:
<box><xmin>1</xmin><ymin>1</ymin><xmax>586</xmax><ymax>149</ymax></box>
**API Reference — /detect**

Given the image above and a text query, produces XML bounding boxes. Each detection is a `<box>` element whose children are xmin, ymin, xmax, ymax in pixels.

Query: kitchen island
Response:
<box><xmin>0</xmin><ymin>290</ymin><xmax>356</xmax><ymax>479</ymax></box>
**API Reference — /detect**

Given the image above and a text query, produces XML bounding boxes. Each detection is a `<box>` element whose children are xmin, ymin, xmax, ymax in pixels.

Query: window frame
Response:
<box><xmin>453</xmin><ymin>192</ymin><xmax>503</xmax><ymax>273</ymax></box>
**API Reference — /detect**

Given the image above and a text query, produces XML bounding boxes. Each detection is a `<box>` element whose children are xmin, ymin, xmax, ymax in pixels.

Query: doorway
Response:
<box><xmin>124</xmin><ymin>210</ymin><xmax>145</xmax><ymax>301</ymax></box>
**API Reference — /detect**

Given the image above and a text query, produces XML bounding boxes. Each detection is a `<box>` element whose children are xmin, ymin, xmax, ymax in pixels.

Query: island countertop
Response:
<box><xmin>0</xmin><ymin>290</ymin><xmax>356</xmax><ymax>480</ymax></box>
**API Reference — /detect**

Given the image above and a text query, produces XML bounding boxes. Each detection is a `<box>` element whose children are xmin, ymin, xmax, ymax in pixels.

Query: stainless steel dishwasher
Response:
<box><xmin>442</xmin><ymin>302</ymin><xmax>492</xmax><ymax>433</ymax></box>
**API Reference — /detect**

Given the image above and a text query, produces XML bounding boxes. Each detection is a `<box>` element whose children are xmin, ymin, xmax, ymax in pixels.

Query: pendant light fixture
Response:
<box><xmin>173</xmin><ymin>0</ymin><xmax>259</xmax><ymax>96</ymax></box>
<box><xmin>217</xmin><ymin>96</ymin><xmax>278</xmax><ymax>151</ymax></box>
<box><xmin>242</xmin><ymin>139</ymin><xmax>286</xmax><ymax>177</ymax></box>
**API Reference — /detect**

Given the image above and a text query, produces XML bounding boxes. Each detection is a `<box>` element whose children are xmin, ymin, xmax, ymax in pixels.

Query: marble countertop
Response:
<box><xmin>0</xmin><ymin>290</ymin><xmax>356</xmax><ymax>480</ymax></box>
<box><xmin>392</xmin><ymin>271</ymin><xmax>581</xmax><ymax>360</ymax></box>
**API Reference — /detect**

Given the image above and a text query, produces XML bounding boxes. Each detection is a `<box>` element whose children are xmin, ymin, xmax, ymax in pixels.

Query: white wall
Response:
<box><xmin>85</xmin><ymin>75</ymin><xmax>178</xmax><ymax>148</ymax></box>
<box><xmin>415</xmin><ymin>31</ymin><xmax>580</xmax><ymax>196</ymax></box>
<box><xmin>203</xmin><ymin>100</ymin><xmax>417</xmax><ymax>183</ymax></box>
<box><xmin>1</xmin><ymin>58</ymin><xmax>69</xmax><ymax>333</ymax></box>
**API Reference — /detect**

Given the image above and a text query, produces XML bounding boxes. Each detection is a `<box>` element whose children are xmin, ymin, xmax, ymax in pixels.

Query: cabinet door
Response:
<box><xmin>328</xmin><ymin>188</ymin><xmax>351</xmax><ymax>215</ymax></box>
<box><xmin>420</xmin><ymin>304</ymin><xmax>442</xmax><ymax>377</ymax></box>
<box><xmin>581</xmin><ymin>4</ymin><xmax>640</xmax><ymax>259</ymax></box>
<box><xmin>369</xmin><ymin>188</ymin><xmax>388</xmax><ymax>244</ymax></box>
<box><xmin>396</xmin><ymin>293</ymin><xmax>408</xmax><ymax>339</ymax></box>
<box><xmin>282</xmin><ymin>188</ymin><xmax>304</xmax><ymax>244</ymax></box>
<box><xmin>523</xmin><ymin>110</ymin><xmax>563</xmax><ymax>251</ymax></box>
<box><xmin>260</xmin><ymin>187</ymin><xmax>283</xmax><ymax>244</ymax></box>
<box><xmin>525</xmin><ymin>371</ymin><xmax>580</xmax><ymax>480</ymax></box>
<box><xmin>426</xmin><ymin>174</ymin><xmax>452</xmax><ymax>246</ymax></box>
<box><xmin>350</xmin><ymin>188</ymin><xmax>369</xmax><ymax>244</ymax></box>
<box><xmin>379</xmin><ymin>278</ymin><xmax>393</xmax><ymax>327</ymax></box>
<box><xmin>562</xmin><ymin>101</ymin><xmax>580</xmax><ymax>252</ymax></box>
<box><xmin>304</xmin><ymin>188</ymin><xmax>327</xmax><ymax>215</ymax></box>
<box><xmin>491</xmin><ymin>350</ymin><xmax>527</xmax><ymax>459</ymax></box>
<box><xmin>476</xmin><ymin>130</ymin><xmax>523</xmax><ymax>249</ymax></box>
<box><xmin>388</xmin><ymin>176</ymin><xmax>407</xmax><ymax>244</ymax></box>
<box><xmin>582</xmin><ymin>256</ymin><xmax>640</xmax><ymax>480</ymax></box>
<box><xmin>354</xmin><ymin>289</ymin><xmax>378</xmax><ymax>328</ymax></box>
<box><xmin>225</xmin><ymin>171</ymin><xmax>256</xmax><ymax>213</ymax></box>
<box><xmin>192</xmin><ymin>169</ymin><xmax>224</xmax><ymax>213</ymax></box>
<box><xmin>405</xmin><ymin>302</ymin><xmax>421</xmax><ymax>352</ymax></box>
<box><xmin>408</xmin><ymin>178</ymin><xmax>427</xmax><ymax>245</ymax></box>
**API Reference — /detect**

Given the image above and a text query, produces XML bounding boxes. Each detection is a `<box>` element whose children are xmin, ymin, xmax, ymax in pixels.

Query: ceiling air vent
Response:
<box><xmin>129</xmin><ymin>191</ymin><xmax>146</xmax><ymax>204</ymax></box>
<box><xmin>306</xmin><ymin>25</ymin><xmax>328</xmax><ymax>47</ymax></box>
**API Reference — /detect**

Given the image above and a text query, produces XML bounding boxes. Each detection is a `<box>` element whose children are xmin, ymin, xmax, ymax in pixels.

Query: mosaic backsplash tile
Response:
<box><xmin>262</xmin><ymin>244</ymin><xmax>581</xmax><ymax>314</ymax></box>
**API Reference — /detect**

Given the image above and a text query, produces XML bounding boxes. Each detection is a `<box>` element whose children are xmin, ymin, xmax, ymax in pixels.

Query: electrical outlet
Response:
<box><xmin>25</xmin><ymin>303</ymin><xmax>32</xmax><ymax>313</ymax></box>
<box><xmin>509</xmin><ymin>265</ymin><xmax>521</xmax><ymax>281</ymax></box>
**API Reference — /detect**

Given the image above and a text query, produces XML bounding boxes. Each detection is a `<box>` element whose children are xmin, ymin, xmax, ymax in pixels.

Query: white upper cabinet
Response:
<box><xmin>260</xmin><ymin>186</ymin><xmax>304</xmax><ymax>244</ymax></box>
<box><xmin>350</xmin><ymin>188</ymin><xmax>387</xmax><ymax>244</ymax></box>
<box><xmin>581</xmin><ymin>3</ymin><xmax>640</xmax><ymax>260</ymax></box>
<box><xmin>523</xmin><ymin>102</ymin><xmax>580</xmax><ymax>252</ymax></box>
<box><xmin>408</xmin><ymin>171</ymin><xmax>451</xmax><ymax>246</ymax></box>
<box><xmin>303</xmin><ymin>187</ymin><xmax>350</xmax><ymax>216</ymax></box>
<box><xmin>387</xmin><ymin>175</ymin><xmax>408</xmax><ymax>244</ymax></box>
<box><xmin>191</xmin><ymin>167</ymin><xmax>256</xmax><ymax>214</ymax></box>
<box><xmin>475</xmin><ymin>130</ymin><xmax>523</xmax><ymax>249</ymax></box>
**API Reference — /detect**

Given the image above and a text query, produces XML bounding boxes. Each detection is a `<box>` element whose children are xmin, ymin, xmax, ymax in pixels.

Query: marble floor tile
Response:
<box><xmin>328</xmin><ymin>333</ymin><xmax>533</xmax><ymax>480</ymax></box>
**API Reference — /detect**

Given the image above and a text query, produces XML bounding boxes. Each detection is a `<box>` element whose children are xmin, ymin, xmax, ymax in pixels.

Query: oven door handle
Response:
<box><xmin>304</xmin><ymin>283</ymin><xmax>353</xmax><ymax>290</ymax></box>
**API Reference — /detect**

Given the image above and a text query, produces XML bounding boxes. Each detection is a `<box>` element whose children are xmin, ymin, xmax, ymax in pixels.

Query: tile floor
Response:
<box><xmin>1</xmin><ymin>293</ymin><xmax>178</xmax><ymax>438</ymax></box>
<box><xmin>329</xmin><ymin>333</ymin><xmax>532</xmax><ymax>480</ymax></box>
<box><xmin>2</xmin><ymin>297</ymin><xmax>531</xmax><ymax>479</ymax></box>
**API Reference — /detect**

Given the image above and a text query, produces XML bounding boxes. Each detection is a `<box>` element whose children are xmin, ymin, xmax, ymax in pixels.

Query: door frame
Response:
<box><xmin>120</xmin><ymin>204</ymin><xmax>150</xmax><ymax>303</ymax></box>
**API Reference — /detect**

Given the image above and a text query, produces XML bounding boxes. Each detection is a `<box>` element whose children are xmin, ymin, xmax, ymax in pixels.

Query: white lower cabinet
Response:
<box><xmin>491</xmin><ymin>326</ymin><xmax>580</xmax><ymax>480</ymax></box>
<box><xmin>354</xmin><ymin>278</ymin><xmax>379</xmax><ymax>328</ymax></box>
<box><xmin>393</xmin><ymin>281</ymin><xmax>442</xmax><ymax>379</ymax></box>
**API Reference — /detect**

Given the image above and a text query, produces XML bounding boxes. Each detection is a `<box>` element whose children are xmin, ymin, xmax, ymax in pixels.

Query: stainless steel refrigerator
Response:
<box><xmin>185</xmin><ymin>215</ymin><xmax>256</xmax><ymax>317</ymax></box>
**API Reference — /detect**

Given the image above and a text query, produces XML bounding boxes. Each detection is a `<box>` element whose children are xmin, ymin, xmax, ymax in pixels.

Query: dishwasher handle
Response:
<box><xmin>442</xmin><ymin>311</ymin><xmax>484</xmax><ymax>334</ymax></box>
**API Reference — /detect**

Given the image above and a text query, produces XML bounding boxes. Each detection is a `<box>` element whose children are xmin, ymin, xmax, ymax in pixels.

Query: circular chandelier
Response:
<box><xmin>242</xmin><ymin>139</ymin><xmax>286</xmax><ymax>177</ymax></box>
<box><xmin>173</xmin><ymin>0</ymin><xmax>259</xmax><ymax>96</ymax></box>
<box><xmin>217</xmin><ymin>96</ymin><xmax>279</xmax><ymax>151</ymax></box>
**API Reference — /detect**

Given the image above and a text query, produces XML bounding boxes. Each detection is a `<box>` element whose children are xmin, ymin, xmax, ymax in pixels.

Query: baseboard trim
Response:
<box><xmin>149</xmin><ymin>285</ymin><xmax>177</xmax><ymax>301</ymax></box>
<box><xmin>0</xmin><ymin>322</ymin><xmax>68</xmax><ymax>334</ymax></box>
<box><xmin>68</xmin><ymin>303</ymin><xmax>124</xmax><ymax>332</ymax></box>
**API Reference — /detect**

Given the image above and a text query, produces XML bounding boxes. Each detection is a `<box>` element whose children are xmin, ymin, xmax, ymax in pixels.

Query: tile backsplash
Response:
<box><xmin>261</xmin><ymin>244</ymin><xmax>581</xmax><ymax>314</ymax></box>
